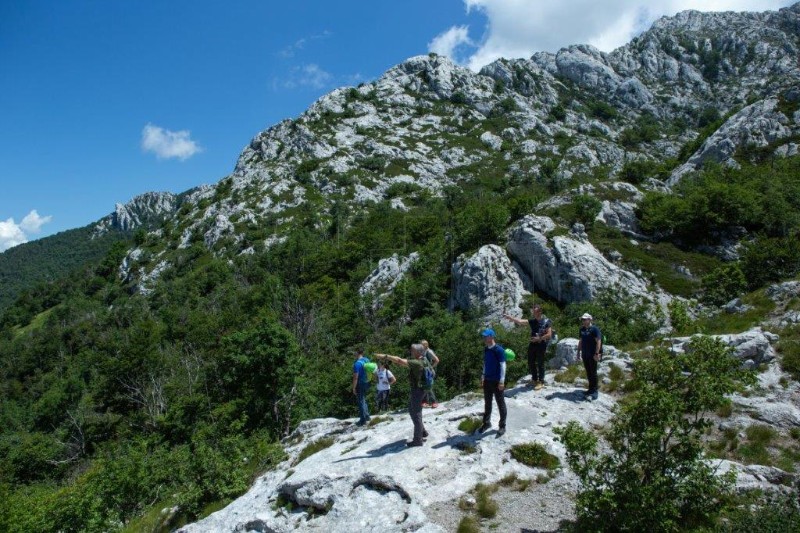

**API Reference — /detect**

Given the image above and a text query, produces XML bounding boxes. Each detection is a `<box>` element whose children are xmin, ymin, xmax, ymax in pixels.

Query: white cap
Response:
<box><xmin>580</xmin><ymin>313</ymin><xmax>593</xmax><ymax>320</ymax></box>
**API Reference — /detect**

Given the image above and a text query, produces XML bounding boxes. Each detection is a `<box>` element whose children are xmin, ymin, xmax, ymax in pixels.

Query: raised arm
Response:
<box><xmin>376</xmin><ymin>353</ymin><xmax>409</xmax><ymax>367</ymax></box>
<box><xmin>502</xmin><ymin>313</ymin><xmax>528</xmax><ymax>326</ymax></box>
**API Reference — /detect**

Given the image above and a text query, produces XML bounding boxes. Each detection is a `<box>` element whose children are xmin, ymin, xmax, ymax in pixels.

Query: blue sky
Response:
<box><xmin>0</xmin><ymin>0</ymin><xmax>793</xmax><ymax>250</ymax></box>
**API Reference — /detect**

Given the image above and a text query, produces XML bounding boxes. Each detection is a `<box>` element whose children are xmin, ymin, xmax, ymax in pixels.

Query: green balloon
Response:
<box><xmin>504</xmin><ymin>348</ymin><xmax>516</xmax><ymax>361</ymax></box>
<box><xmin>364</xmin><ymin>362</ymin><xmax>377</xmax><ymax>373</ymax></box>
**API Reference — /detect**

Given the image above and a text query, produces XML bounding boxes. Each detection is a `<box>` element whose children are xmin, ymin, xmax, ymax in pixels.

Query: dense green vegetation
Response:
<box><xmin>0</xmin><ymin>225</ymin><xmax>129</xmax><ymax>312</ymax></box>
<box><xmin>556</xmin><ymin>336</ymin><xmax>756</xmax><ymax>532</ymax></box>
<box><xmin>1</xmin><ymin>136</ymin><xmax>798</xmax><ymax>529</ymax></box>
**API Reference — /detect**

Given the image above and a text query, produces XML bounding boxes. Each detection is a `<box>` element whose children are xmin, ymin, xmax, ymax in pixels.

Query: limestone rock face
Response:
<box><xmin>93</xmin><ymin>192</ymin><xmax>177</xmax><ymax>235</ymax></box>
<box><xmin>450</xmin><ymin>245</ymin><xmax>526</xmax><ymax>326</ymax></box>
<box><xmin>668</xmin><ymin>328</ymin><xmax>778</xmax><ymax>366</ymax></box>
<box><xmin>359</xmin><ymin>253</ymin><xmax>420</xmax><ymax>307</ymax></box>
<box><xmin>507</xmin><ymin>216</ymin><xmax>650</xmax><ymax>303</ymax></box>
<box><xmin>669</xmin><ymin>98</ymin><xmax>794</xmax><ymax>185</ymax></box>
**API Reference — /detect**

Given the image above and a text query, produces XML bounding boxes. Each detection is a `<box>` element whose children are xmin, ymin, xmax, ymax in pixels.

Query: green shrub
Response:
<box><xmin>554</xmin><ymin>365</ymin><xmax>585</xmax><ymax>383</ymax></box>
<box><xmin>510</xmin><ymin>443</ymin><xmax>560</xmax><ymax>470</ymax></box>
<box><xmin>458</xmin><ymin>417</ymin><xmax>483</xmax><ymax>434</ymax></box>
<box><xmin>555</xmin><ymin>336</ymin><xmax>755</xmax><ymax>531</ymax></box>
<box><xmin>701</xmin><ymin>263</ymin><xmax>746</xmax><ymax>306</ymax></box>
<box><xmin>457</xmin><ymin>515</ymin><xmax>481</xmax><ymax>533</ymax></box>
<box><xmin>295</xmin><ymin>437</ymin><xmax>335</xmax><ymax>465</ymax></box>
<box><xmin>474</xmin><ymin>483</ymin><xmax>499</xmax><ymax>518</ymax></box>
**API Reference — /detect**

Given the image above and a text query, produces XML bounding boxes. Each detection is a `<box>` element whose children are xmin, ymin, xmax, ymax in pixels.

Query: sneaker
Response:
<box><xmin>534</xmin><ymin>381</ymin><xmax>543</xmax><ymax>391</ymax></box>
<box><xmin>406</xmin><ymin>440</ymin><xmax>424</xmax><ymax>447</ymax></box>
<box><xmin>591</xmin><ymin>391</ymin><xmax>599</xmax><ymax>401</ymax></box>
<box><xmin>477</xmin><ymin>423</ymin><xmax>491</xmax><ymax>434</ymax></box>
<box><xmin>430</xmin><ymin>403</ymin><xmax>439</xmax><ymax>408</ymax></box>
<box><xmin>421</xmin><ymin>402</ymin><xmax>429</xmax><ymax>408</ymax></box>
<box><xmin>496</xmin><ymin>427</ymin><xmax>506</xmax><ymax>437</ymax></box>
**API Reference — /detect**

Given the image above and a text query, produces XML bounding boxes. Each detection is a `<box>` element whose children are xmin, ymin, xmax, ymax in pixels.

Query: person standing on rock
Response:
<box><xmin>351</xmin><ymin>348</ymin><xmax>371</xmax><ymax>426</ymax></box>
<box><xmin>375</xmin><ymin>359</ymin><xmax>396</xmax><ymax>412</ymax></box>
<box><xmin>503</xmin><ymin>304</ymin><xmax>553</xmax><ymax>390</ymax></box>
<box><xmin>478</xmin><ymin>329</ymin><xmax>507</xmax><ymax>437</ymax></box>
<box><xmin>375</xmin><ymin>344</ymin><xmax>431</xmax><ymax>447</ymax></box>
<box><xmin>576</xmin><ymin>313</ymin><xmax>602</xmax><ymax>401</ymax></box>
<box><xmin>420</xmin><ymin>340</ymin><xmax>440</xmax><ymax>408</ymax></box>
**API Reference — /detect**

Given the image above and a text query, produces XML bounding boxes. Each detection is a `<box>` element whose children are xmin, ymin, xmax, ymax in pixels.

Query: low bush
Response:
<box><xmin>510</xmin><ymin>443</ymin><xmax>560</xmax><ymax>470</ymax></box>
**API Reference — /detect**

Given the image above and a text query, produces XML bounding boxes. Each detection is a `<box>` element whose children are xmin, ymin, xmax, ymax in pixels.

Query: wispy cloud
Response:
<box><xmin>274</xmin><ymin>63</ymin><xmax>334</xmax><ymax>90</ymax></box>
<box><xmin>428</xmin><ymin>25</ymin><xmax>473</xmax><ymax>60</ymax></box>
<box><xmin>277</xmin><ymin>30</ymin><xmax>333</xmax><ymax>58</ymax></box>
<box><xmin>0</xmin><ymin>209</ymin><xmax>52</xmax><ymax>252</ymax></box>
<box><xmin>141</xmin><ymin>123</ymin><xmax>202</xmax><ymax>161</ymax></box>
<box><xmin>431</xmin><ymin>0</ymin><xmax>794</xmax><ymax>71</ymax></box>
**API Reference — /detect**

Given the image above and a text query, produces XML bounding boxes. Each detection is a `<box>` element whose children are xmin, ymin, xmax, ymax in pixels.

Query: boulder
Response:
<box><xmin>507</xmin><ymin>216</ymin><xmax>650</xmax><ymax>303</ymax></box>
<box><xmin>668</xmin><ymin>328</ymin><xmax>778</xmax><ymax>365</ymax></box>
<box><xmin>550</xmin><ymin>338</ymin><xmax>579</xmax><ymax>368</ymax></box>
<box><xmin>359</xmin><ymin>253</ymin><xmax>420</xmax><ymax>308</ymax></box>
<box><xmin>451</xmin><ymin>245</ymin><xmax>526</xmax><ymax>326</ymax></box>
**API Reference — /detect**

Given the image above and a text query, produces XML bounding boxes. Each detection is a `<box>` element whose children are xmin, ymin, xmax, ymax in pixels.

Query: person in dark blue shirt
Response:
<box><xmin>504</xmin><ymin>304</ymin><xmax>553</xmax><ymax>390</ymax></box>
<box><xmin>478</xmin><ymin>328</ymin><xmax>507</xmax><ymax>436</ymax></box>
<box><xmin>351</xmin><ymin>348</ymin><xmax>371</xmax><ymax>425</ymax></box>
<box><xmin>577</xmin><ymin>313</ymin><xmax>602</xmax><ymax>401</ymax></box>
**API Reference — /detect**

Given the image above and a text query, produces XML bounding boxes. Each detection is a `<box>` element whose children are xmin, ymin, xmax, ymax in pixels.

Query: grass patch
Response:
<box><xmin>694</xmin><ymin>289</ymin><xmax>776</xmax><ymax>335</ymax></box>
<box><xmin>456</xmin><ymin>442</ymin><xmax>478</xmax><ymax>455</ymax></box>
<box><xmin>716</xmin><ymin>399</ymin><xmax>733</xmax><ymax>418</ymax></box>
<box><xmin>604</xmin><ymin>364</ymin><xmax>626</xmax><ymax>392</ymax></box>
<box><xmin>457</xmin><ymin>515</ymin><xmax>481</xmax><ymax>533</ymax></box>
<box><xmin>588</xmin><ymin>226</ymin><xmax>722</xmax><ymax>297</ymax></box>
<box><xmin>295</xmin><ymin>437</ymin><xmax>335</xmax><ymax>465</ymax></box>
<box><xmin>458</xmin><ymin>417</ymin><xmax>484</xmax><ymax>434</ymax></box>
<box><xmin>475</xmin><ymin>483</ymin><xmax>500</xmax><ymax>519</ymax></box>
<box><xmin>368</xmin><ymin>416</ymin><xmax>389</xmax><ymax>427</ymax></box>
<box><xmin>777</xmin><ymin>325</ymin><xmax>800</xmax><ymax>380</ymax></box>
<box><xmin>554</xmin><ymin>364</ymin><xmax>586</xmax><ymax>384</ymax></box>
<box><xmin>510</xmin><ymin>443</ymin><xmax>560</xmax><ymax>470</ymax></box>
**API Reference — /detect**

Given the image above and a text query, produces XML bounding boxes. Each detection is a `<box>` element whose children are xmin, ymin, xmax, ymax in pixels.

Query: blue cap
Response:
<box><xmin>481</xmin><ymin>328</ymin><xmax>496</xmax><ymax>337</ymax></box>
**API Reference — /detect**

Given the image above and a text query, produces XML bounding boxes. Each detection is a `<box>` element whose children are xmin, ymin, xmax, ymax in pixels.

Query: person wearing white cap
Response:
<box><xmin>577</xmin><ymin>313</ymin><xmax>602</xmax><ymax>401</ymax></box>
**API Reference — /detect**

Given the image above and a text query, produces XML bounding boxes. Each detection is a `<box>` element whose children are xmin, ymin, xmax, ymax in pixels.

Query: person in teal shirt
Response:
<box><xmin>351</xmin><ymin>348</ymin><xmax>371</xmax><ymax>426</ymax></box>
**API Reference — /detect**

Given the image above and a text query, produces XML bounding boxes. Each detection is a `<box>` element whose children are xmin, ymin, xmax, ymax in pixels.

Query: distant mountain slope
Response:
<box><xmin>0</xmin><ymin>192</ymin><xmax>178</xmax><ymax>311</ymax></box>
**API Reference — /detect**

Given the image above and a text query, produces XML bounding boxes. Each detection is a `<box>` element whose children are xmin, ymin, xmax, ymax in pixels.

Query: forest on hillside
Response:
<box><xmin>1</xmin><ymin>155</ymin><xmax>800</xmax><ymax>531</ymax></box>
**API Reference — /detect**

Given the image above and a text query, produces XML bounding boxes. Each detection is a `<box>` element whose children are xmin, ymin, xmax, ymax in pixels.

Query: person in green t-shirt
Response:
<box><xmin>376</xmin><ymin>343</ymin><xmax>430</xmax><ymax>447</ymax></box>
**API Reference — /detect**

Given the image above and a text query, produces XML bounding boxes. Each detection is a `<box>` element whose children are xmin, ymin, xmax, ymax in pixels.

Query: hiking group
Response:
<box><xmin>352</xmin><ymin>306</ymin><xmax>603</xmax><ymax>446</ymax></box>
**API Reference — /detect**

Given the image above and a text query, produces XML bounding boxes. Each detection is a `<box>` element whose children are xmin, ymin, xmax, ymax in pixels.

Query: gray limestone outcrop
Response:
<box><xmin>667</xmin><ymin>328</ymin><xmax>778</xmax><ymax>367</ymax></box>
<box><xmin>506</xmin><ymin>215</ymin><xmax>651</xmax><ymax>303</ymax></box>
<box><xmin>93</xmin><ymin>191</ymin><xmax>177</xmax><ymax>235</ymax></box>
<box><xmin>359</xmin><ymin>253</ymin><xmax>420</xmax><ymax>308</ymax></box>
<box><xmin>450</xmin><ymin>245</ymin><xmax>526</xmax><ymax>326</ymax></box>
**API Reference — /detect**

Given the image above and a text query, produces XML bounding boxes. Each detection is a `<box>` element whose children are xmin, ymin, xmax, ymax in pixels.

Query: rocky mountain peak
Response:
<box><xmin>93</xmin><ymin>191</ymin><xmax>178</xmax><ymax>235</ymax></box>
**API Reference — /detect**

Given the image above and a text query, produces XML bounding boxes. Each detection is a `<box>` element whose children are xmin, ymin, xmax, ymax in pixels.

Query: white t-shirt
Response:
<box><xmin>376</xmin><ymin>368</ymin><xmax>395</xmax><ymax>391</ymax></box>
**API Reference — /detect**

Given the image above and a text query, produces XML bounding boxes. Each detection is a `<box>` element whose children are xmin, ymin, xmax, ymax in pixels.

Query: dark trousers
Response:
<box><xmin>356</xmin><ymin>382</ymin><xmax>371</xmax><ymax>424</ymax></box>
<box><xmin>482</xmin><ymin>380</ymin><xmax>507</xmax><ymax>429</ymax></box>
<box><xmin>527</xmin><ymin>343</ymin><xmax>547</xmax><ymax>382</ymax></box>
<box><xmin>376</xmin><ymin>389</ymin><xmax>390</xmax><ymax>411</ymax></box>
<box><xmin>409</xmin><ymin>387</ymin><xmax>426</xmax><ymax>444</ymax></box>
<box><xmin>582</xmin><ymin>353</ymin><xmax>599</xmax><ymax>394</ymax></box>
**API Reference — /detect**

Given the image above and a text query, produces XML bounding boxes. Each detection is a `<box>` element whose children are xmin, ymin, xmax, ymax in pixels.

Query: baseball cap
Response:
<box><xmin>580</xmin><ymin>313</ymin><xmax>593</xmax><ymax>320</ymax></box>
<box><xmin>481</xmin><ymin>328</ymin><xmax>496</xmax><ymax>337</ymax></box>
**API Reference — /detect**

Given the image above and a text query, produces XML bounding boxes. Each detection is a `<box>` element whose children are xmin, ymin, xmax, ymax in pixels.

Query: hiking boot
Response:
<box><xmin>477</xmin><ymin>423</ymin><xmax>491</xmax><ymax>434</ymax></box>
<box><xmin>430</xmin><ymin>403</ymin><xmax>439</xmax><ymax>408</ymax></box>
<box><xmin>534</xmin><ymin>381</ymin><xmax>543</xmax><ymax>391</ymax></box>
<box><xmin>496</xmin><ymin>427</ymin><xmax>506</xmax><ymax>437</ymax></box>
<box><xmin>406</xmin><ymin>440</ymin><xmax>423</xmax><ymax>448</ymax></box>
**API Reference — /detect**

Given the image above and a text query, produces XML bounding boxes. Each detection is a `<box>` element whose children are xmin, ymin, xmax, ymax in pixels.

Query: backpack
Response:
<box><xmin>422</xmin><ymin>356</ymin><xmax>435</xmax><ymax>390</ymax></box>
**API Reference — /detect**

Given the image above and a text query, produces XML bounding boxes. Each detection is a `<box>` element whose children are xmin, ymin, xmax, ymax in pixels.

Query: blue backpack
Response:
<box><xmin>422</xmin><ymin>355</ymin><xmax>435</xmax><ymax>390</ymax></box>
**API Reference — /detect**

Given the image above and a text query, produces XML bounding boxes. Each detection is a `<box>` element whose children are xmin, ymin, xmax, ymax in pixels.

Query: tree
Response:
<box><xmin>555</xmin><ymin>336</ymin><xmax>755</xmax><ymax>532</ymax></box>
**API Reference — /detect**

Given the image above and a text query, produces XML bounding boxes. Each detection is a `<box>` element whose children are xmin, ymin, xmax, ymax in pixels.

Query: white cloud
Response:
<box><xmin>435</xmin><ymin>0</ymin><xmax>794</xmax><ymax>71</ymax></box>
<box><xmin>277</xmin><ymin>64</ymin><xmax>334</xmax><ymax>90</ymax></box>
<box><xmin>0</xmin><ymin>209</ymin><xmax>53</xmax><ymax>252</ymax></box>
<box><xmin>19</xmin><ymin>210</ymin><xmax>52</xmax><ymax>234</ymax></box>
<box><xmin>141</xmin><ymin>123</ymin><xmax>202</xmax><ymax>161</ymax></box>
<box><xmin>428</xmin><ymin>25</ymin><xmax>473</xmax><ymax>59</ymax></box>
<box><xmin>277</xmin><ymin>30</ymin><xmax>333</xmax><ymax>58</ymax></box>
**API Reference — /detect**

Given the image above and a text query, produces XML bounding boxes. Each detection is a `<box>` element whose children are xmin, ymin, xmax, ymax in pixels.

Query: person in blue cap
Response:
<box><xmin>478</xmin><ymin>328</ymin><xmax>507</xmax><ymax>437</ymax></box>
